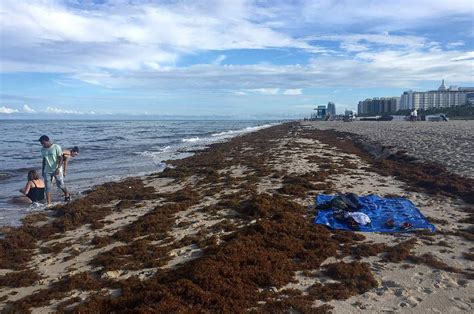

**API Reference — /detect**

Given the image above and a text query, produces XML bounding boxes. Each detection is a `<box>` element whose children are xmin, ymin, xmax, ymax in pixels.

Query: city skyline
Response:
<box><xmin>1</xmin><ymin>0</ymin><xmax>473</xmax><ymax>118</ymax></box>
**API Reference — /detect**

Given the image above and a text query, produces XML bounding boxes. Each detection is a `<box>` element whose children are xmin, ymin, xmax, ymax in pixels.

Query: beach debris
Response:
<box><xmin>101</xmin><ymin>270</ymin><xmax>122</xmax><ymax>280</ymax></box>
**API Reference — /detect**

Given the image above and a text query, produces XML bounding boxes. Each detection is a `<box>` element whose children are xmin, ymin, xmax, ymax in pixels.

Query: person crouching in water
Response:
<box><xmin>39</xmin><ymin>135</ymin><xmax>70</xmax><ymax>204</ymax></box>
<box><xmin>11</xmin><ymin>170</ymin><xmax>45</xmax><ymax>204</ymax></box>
<box><xmin>62</xmin><ymin>146</ymin><xmax>79</xmax><ymax>177</ymax></box>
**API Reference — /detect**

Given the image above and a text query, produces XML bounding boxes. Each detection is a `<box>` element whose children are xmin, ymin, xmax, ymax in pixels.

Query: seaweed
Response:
<box><xmin>115</xmin><ymin>199</ymin><xmax>138</xmax><ymax>210</ymax></box>
<box><xmin>459</xmin><ymin>214</ymin><xmax>474</xmax><ymax>224</ymax></box>
<box><xmin>3</xmin><ymin>122</ymin><xmax>401</xmax><ymax>311</ymax></box>
<box><xmin>93</xmin><ymin>239</ymin><xmax>171</xmax><ymax>271</ymax></box>
<box><xmin>91</xmin><ymin>236</ymin><xmax>113</xmax><ymax>248</ymax></box>
<box><xmin>463</xmin><ymin>248</ymin><xmax>474</xmax><ymax>261</ymax></box>
<box><xmin>113</xmin><ymin>203</ymin><xmax>185</xmax><ymax>242</ymax></box>
<box><xmin>0</xmin><ymin>229</ymin><xmax>36</xmax><ymax>269</ymax></box>
<box><xmin>407</xmin><ymin>253</ymin><xmax>462</xmax><ymax>273</ymax></box>
<box><xmin>71</xmin><ymin>192</ymin><xmax>358</xmax><ymax>312</ymax></box>
<box><xmin>302</xmin><ymin>129</ymin><xmax>474</xmax><ymax>204</ymax></box>
<box><xmin>331</xmin><ymin>230</ymin><xmax>366</xmax><ymax>243</ymax></box>
<box><xmin>0</xmin><ymin>270</ymin><xmax>42</xmax><ymax>288</ymax></box>
<box><xmin>157</xmin><ymin>186</ymin><xmax>200</xmax><ymax>205</ymax></box>
<box><xmin>427</xmin><ymin>216</ymin><xmax>449</xmax><ymax>225</ymax></box>
<box><xmin>21</xmin><ymin>213</ymin><xmax>48</xmax><ymax>225</ymax></box>
<box><xmin>56</xmin><ymin>296</ymin><xmax>82</xmax><ymax>312</ymax></box>
<box><xmin>343</xmin><ymin>242</ymin><xmax>388</xmax><ymax>259</ymax></box>
<box><xmin>260</xmin><ymin>290</ymin><xmax>333</xmax><ymax>313</ymax></box>
<box><xmin>5</xmin><ymin>272</ymin><xmax>103</xmax><ymax>312</ymax></box>
<box><xmin>39</xmin><ymin>242</ymin><xmax>69</xmax><ymax>254</ymax></box>
<box><xmin>308</xmin><ymin>282</ymin><xmax>354</xmax><ymax>301</ymax></box>
<box><xmin>382</xmin><ymin>239</ymin><xmax>417</xmax><ymax>263</ymax></box>
<box><xmin>323</xmin><ymin>261</ymin><xmax>378</xmax><ymax>294</ymax></box>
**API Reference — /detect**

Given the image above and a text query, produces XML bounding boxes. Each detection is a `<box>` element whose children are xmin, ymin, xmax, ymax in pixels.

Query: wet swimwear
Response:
<box><xmin>26</xmin><ymin>181</ymin><xmax>45</xmax><ymax>202</ymax></box>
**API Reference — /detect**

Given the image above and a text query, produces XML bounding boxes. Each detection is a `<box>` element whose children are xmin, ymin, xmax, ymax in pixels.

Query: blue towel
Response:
<box><xmin>314</xmin><ymin>194</ymin><xmax>435</xmax><ymax>233</ymax></box>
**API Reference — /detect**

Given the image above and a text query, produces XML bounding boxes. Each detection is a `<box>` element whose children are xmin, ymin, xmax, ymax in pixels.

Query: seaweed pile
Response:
<box><xmin>300</xmin><ymin>129</ymin><xmax>474</xmax><ymax>204</ymax></box>
<box><xmin>67</xmin><ymin>194</ymin><xmax>380</xmax><ymax>313</ymax></box>
<box><xmin>0</xmin><ymin>178</ymin><xmax>157</xmax><ymax>270</ymax></box>
<box><xmin>1</xmin><ymin>122</ymin><xmax>472</xmax><ymax>312</ymax></box>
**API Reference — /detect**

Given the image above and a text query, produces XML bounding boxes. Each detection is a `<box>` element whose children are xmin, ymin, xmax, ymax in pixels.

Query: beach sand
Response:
<box><xmin>0</xmin><ymin>122</ymin><xmax>472</xmax><ymax>313</ymax></box>
<box><xmin>305</xmin><ymin>120</ymin><xmax>474</xmax><ymax>179</ymax></box>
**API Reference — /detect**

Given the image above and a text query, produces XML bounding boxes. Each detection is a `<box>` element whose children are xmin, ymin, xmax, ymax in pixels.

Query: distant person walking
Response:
<box><xmin>62</xmin><ymin>146</ymin><xmax>79</xmax><ymax>177</ymax></box>
<box><xmin>39</xmin><ymin>135</ymin><xmax>70</xmax><ymax>204</ymax></box>
<box><xmin>410</xmin><ymin>109</ymin><xmax>418</xmax><ymax>122</ymax></box>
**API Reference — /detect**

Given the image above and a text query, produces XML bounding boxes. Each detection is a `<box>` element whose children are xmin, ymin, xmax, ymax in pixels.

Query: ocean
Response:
<box><xmin>0</xmin><ymin>120</ymin><xmax>279</xmax><ymax>226</ymax></box>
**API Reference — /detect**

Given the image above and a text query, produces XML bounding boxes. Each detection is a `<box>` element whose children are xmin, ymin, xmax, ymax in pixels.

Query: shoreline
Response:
<box><xmin>0</xmin><ymin>122</ymin><xmax>472</xmax><ymax>312</ymax></box>
<box><xmin>0</xmin><ymin>121</ymin><xmax>281</xmax><ymax>228</ymax></box>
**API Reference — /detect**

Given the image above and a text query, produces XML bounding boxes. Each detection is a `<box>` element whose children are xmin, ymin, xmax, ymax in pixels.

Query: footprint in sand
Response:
<box><xmin>394</xmin><ymin>288</ymin><xmax>405</xmax><ymax>297</ymax></box>
<box><xmin>411</xmin><ymin>271</ymin><xmax>425</xmax><ymax>284</ymax></box>
<box><xmin>381</xmin><ymin>280</ymin><xmax>400</xmax><ymax>288</ymax></box>
<box><xmin>418</xmin><ymin>287</ymin><xmax>434</xmax><ymax>295</ymax></box>
<box><xmin>399</xmin><ymin>302</ymin><xmax>410</xmax><ymax>308</ymax></box>
<box><xmin>456</xmin><ymin>279</ymin><xmax>468</xmax><ymax>287</ymax></box>
<box><xmin>448</xmin><ymin>297</ymin><xmax>472</xmax><ymax>311</ymax></box>
<box><xmin>372</xmin><ymin>262</ymin><xmax>386</xmax><ymax>272</ymax></box>
<box><xmin>400</xmin><ymin>296</ymin><xmax>421</xmax><ymax>308</ymax></box>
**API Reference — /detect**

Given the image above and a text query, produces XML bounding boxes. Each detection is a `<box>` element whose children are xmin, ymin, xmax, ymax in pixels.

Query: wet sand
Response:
<box><xmin>0</xmin><ymin>122</ymin><xmax>472</xmax><ymax>313</ymax></box>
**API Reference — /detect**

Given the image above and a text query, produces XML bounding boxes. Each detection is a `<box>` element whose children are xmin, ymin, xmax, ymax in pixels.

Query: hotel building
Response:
<box><xmin>357</xmin><ymin>97</ymin><xmax>400</xmax><ymax>115</ymax></box>
<box><xmin>327</xmin><ymin>102</ymin><xmax>336</xmax><ymax>116</ymax></box>
<box><xmin>399</xmin><ymin>80</ymin><xmax>474</xmax><ymax>110</ymax></box>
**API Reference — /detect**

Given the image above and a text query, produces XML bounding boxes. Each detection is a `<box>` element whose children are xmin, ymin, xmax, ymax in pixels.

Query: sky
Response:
<box><xmin>0</xmin><ymin>0</ymin><xmax>473</xmax><ymax>119</ymax></box>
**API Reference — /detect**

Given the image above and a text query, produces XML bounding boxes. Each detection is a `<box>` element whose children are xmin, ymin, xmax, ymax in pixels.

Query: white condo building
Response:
<box><xmin>399</xmin><ymin>80</ymin><xmax>474</xmax><ymax>110</ymax></box>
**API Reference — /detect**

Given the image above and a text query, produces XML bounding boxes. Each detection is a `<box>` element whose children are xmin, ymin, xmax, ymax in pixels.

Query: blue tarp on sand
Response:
<box><xmin>314</xmin><ymin>194</ymin><xmax>435</xmax><ymax>233</ymax></box>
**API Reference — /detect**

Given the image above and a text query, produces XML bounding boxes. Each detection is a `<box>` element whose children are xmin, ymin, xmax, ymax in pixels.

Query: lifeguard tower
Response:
<box><xmin>310</xmin><ymin>105</ymin><xmax>328</xmax><ymax>120</ymax></box>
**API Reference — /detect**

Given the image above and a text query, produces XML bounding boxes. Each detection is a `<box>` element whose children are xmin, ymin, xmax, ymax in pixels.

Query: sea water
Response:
<box><xmin>0</xmin><ymin>120</ymin><xmax>278</xmax><ymax>226</ymax></box>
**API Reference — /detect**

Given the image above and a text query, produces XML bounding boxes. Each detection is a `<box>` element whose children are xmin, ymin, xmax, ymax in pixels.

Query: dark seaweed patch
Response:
<box><xmin>382</xmin><ymin>239</ymin><xmax>417</xmax><ymax>263</ymax></box>
<box><xmin>4</xmin><ymin>272</ymin><xmax>103</xmax><ymax>312</ymax></box>
<box><xmin>323</xmin><ymin>261</ymin><xmax>378</xmax><ymax>294</ymax></box>
<box><xmin>69</xmin><ymin>192</ymin><xmax>358</xmax><ymax>312</ymax></box>
<box><xmin>407</xmin><ymin>253</ymin><xmax>462</xmax><ymax>273</ymax></box>
<box><xmin>0</xmin><ymin>270</ymin><xmax>42</xmax><ymax>288</ymax></box>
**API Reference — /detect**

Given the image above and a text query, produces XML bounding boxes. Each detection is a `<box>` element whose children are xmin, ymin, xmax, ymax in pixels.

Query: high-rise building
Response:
<box><xmin>400</xmin><ymin>80</ymin><xmax>473</xmax><ymax>110</ymax></box>
<box><xmin>400</xmin><ymin>90</ymin><xmax>414</xmax><ymax>110</ymax></box>
<box><xmin>327</xmin><ymin>102</ymin><xmax>336</xmax><ymax>116</ymax></box>
<box><xmin>357</xmin><ymin>97</ymin><xmax>400</xmax><ymax>115</ymax></box>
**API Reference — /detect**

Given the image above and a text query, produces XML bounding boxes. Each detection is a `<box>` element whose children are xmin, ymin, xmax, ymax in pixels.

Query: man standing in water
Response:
<box><xmin>39</xmin><ymin>135</ymin><xmax>70</xmax><ymax>204</ymax></box>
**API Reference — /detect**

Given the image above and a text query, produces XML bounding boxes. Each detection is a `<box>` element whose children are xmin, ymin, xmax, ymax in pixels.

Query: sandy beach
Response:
<box><xmin>305</xmin><ymin>120</ymin><xmax>474</xmax><ymax>179</ymax></box>
<box><xmin>0</xmin><ymin>122</ymin><xmax>473</xmax><ymax>313</ymax></box>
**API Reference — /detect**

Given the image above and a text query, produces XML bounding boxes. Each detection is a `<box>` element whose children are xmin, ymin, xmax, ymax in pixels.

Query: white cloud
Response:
<box><xmin>1</xmin><ymin>0</ymin><xmax>472</xmax><ymax>99</ymax></box>
<box><xmin>283</xmin><ymin>89</ymin><xmax>303</xmax><ymax>95</ymax></box>
<box><xmin>22</xmin><ymin>104</ymin><xmax>35</xmax><ymax>113</ymax></box>
<box><xmin>45</xmin><ymin>107</ymin><xmax>84</xmax><ymax>114</ymax></box>
<box><xmin>450</xmin><ymin>52</ymin><xmax>474</xmax><ymax>62</ymax></box>
<box><xmin>0</xmin><ymin>106</ymin><xmax>19</xmax><ymax>114</ymax></box>
<box><xmin>307</xmin><ymin>33</ymin><xmax>427</xmax><ymax>53</ymax></box>
<box><xmin>68</xmin><ymin>47</ymin><xmax>473</xmax><ymax>90</ymax></box>
<box><xmin>7</xmin><ymin>0</ymin><xmax>463</xmax><ymax>73</ymax></box>
<box><xmin>248</xmin><ymin>88</ymin><xmax>280</xmax><ymax>95</ymax></box>
<box><xmin>446</xmin><ymin>41</ymin><xmax>465</xmax><ymax>49</ymax></box>
<box><xmin>300</xmin><ymin>0</ymin><xmax>474</xmax><ymax>31</ymax></box>
<box><xmin>212</xmin><ymin>55</ymin><xmax>227</xmax><ymax>65</ymax></box>
<box><xmin>0</xmin><ymin>0</ymin><xmax>308</xmax><ymax>72</ymax></box>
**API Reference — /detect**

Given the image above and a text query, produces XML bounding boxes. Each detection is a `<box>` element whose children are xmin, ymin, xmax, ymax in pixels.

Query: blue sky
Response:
<box><xmin>1</xmin><ymin>0</ymin><xmax>473</xmax><ymax>118</ymax></box>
